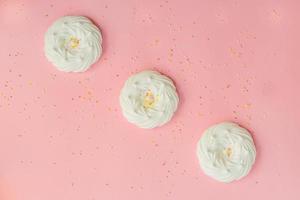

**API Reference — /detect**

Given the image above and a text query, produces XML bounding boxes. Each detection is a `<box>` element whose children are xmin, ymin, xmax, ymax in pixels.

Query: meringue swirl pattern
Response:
<box><xmin>120</xmin><ymin>71</ymin><xmax>179</xmax><ymax>129</ymax></box>
<box><xmin>45</xmin><ymin>16</ymin><xmax>102</xmax><ymax>72</ymax></box>
<box><xmin>197</xmin><ymin>122</ymin><xmax>256</xmax><ymax>183</ymax></box>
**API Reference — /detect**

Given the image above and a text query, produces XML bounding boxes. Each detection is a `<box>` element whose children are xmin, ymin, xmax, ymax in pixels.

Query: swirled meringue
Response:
<box><xmin>197</xmin><ymin>122</ymin><xmax>256</xmax><ymax>183</ymax></box>
<box><xmin>120</xmin><ymin>70</ymin><xmax>179</xmax><ymax>129</ymax></box>
<box><xmin>44</xmin><ymin>16</ymin><xmax>102</xmax><ymax>72</ymax></box>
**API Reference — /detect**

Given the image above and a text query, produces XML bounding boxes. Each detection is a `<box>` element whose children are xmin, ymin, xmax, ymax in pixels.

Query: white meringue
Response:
<box><xmin>197</xmin><ymin>122</ymin><xmax>256</xmax><ymax>183</ymax></box>
<box><xmin>44</xmin><ymin>16</ymin><xmax>102</xmax><ymax>72</ymax></box>
<box><xmin>120</xmin><ymin>71</ymin><xmax>179</xmax><ymax>129</ymax></box>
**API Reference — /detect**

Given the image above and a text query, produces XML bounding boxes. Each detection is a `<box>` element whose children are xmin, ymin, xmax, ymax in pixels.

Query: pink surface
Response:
<box><xmin>1</xmin><ymin>0</ymin><xmax>300</xmax><ymax>199</ymax></box>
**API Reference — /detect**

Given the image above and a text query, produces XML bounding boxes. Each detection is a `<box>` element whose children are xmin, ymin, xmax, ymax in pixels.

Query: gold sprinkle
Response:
<box><xmin>243</xmin><ymin>103</ymin><xmax>252</xmax><ymax>109</ymax></box>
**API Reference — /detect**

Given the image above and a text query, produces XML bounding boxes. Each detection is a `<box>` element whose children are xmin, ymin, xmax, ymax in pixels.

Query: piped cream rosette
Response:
<box><xmin>45</xmin><ymin>16</ymin><xmax>102</xmax><ymax>72</ymax></box>
<box><xmin>120</xmin><ymin>71</ymin><xmax>179</xmax><ymax>129</ymax></box>
<box><xmin>197</xmin><ymin>122</ymin><xmax>256</xmax><ymax>183</ymax></box>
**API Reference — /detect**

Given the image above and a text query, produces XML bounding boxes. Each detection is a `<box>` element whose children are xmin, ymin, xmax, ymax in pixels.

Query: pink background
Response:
<box><xmin>1</xmin><ymin>0</ymin><xmax>300</xmax><ymax>199</ymax></box>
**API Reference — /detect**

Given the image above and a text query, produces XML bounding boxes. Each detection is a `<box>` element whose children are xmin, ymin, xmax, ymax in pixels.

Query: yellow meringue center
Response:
<box><xmin>143</xmin><ymin>90</ymin><xmax>158</xmax><ymax>109</ymax></box>
<box><xmin>67</xmin><ymin>36</ymin><xmax>80</xmax><ymax>49</ymax></box>
<box><xmin>224</xmin><ymin>147</ymin><xmax>233</xmax><ymax>158</ymax></box>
